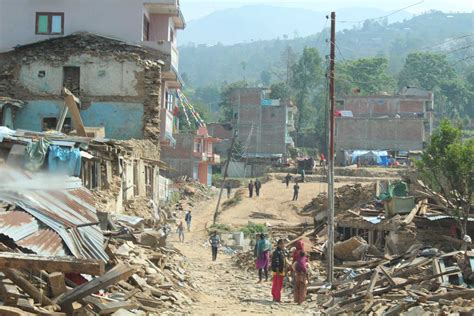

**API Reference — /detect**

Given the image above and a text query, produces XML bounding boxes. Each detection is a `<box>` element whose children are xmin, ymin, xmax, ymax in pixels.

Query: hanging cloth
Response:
<box><xmin>24</xmin><ymin>138</ymin><xmax>51</xmax><ymax>171</ymax></box>
<box><xmin>48</xmin><ymin>145</ymin><xmax>82</xmax><ymax>176</ymax></box>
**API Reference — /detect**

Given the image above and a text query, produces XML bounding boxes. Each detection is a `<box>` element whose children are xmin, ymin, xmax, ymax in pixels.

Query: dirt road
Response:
<box><xmin>169</xmin><ymin>186</ymin><xmax>312</xmax><ymax>315</ymax></box>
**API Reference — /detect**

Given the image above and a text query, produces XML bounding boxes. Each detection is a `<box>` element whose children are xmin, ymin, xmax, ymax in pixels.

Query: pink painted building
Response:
<box><xmin>161</xmin><ymin>127</ymin><xmax>221</xmax><ymax>186</ymax></box>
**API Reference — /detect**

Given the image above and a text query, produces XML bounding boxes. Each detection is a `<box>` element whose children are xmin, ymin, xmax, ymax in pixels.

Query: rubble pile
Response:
<box><xmin>301</xmin><ymin>183</ymin><xmax>376</xmax><ymax>217</ymax></box>
<box><xmin>307</xmin><ymin>248</ymin><xmax>474</xmax><ymax>314</ymax></box>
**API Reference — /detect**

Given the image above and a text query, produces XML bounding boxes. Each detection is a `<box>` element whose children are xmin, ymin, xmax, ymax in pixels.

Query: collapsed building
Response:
<box><xmin>0</xmin><ymin>33</ymin><xmax>173</xmax><ymax>215</ymax></box>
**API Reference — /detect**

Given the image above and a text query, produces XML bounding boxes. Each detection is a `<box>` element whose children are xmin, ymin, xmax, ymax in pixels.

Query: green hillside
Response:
<box><xmin>180</xmin><ymin>11</ymin><xmax>474</xmax><ymax>88</ymax></box>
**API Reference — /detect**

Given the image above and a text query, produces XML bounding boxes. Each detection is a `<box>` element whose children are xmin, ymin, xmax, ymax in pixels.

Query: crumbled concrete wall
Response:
<box><xmin>0</xmin><ymin>32</ymin><xmax>167</xmax><ymax>141</ymax></box>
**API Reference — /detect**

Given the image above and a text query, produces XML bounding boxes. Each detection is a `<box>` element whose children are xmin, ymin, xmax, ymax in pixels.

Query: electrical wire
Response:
<box><xmin>339</xmin><ymin>1</ymin><xmax>425</xmax><ymax>24</ymax></box>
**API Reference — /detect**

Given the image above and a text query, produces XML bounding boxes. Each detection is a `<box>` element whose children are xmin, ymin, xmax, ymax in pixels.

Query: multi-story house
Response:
<box><xmin>230</xmin><ymin>88</ymin><xmax>296</xmax><ymax>158</ymax></box>
<box><xmin>161</xmin><ymin>127</ymin><xmax>220</xmax><ymax>186</ymax></box>
<box><xmin>0</xmin><ymin>0</ymin><xmax>185</xmax><ymax>145</ymax></box>
<box><xmin>335</xmin><ymin>88</ymin><xmax>434</xmax><ymax>155</ymax></box>
<box><xmin>0</xmin><ymin>0</ymin><xmax>186</xmax><ymax>208</ymax></box>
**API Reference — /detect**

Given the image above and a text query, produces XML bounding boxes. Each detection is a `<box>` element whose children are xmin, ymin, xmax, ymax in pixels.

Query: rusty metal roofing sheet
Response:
<box><xmin>0</xmin><ymin>169</ymin><xmax>108</xmax><ymax>261</ymax></box>
<box><xmin>16</xmin><ymin>228</ymin><xmax>66</xmax><ymax>257</ymax></box>
<box><xmin>0</xmin><ymin>210</ymin><xmax>66</xmax><ymax>256</ymax></box>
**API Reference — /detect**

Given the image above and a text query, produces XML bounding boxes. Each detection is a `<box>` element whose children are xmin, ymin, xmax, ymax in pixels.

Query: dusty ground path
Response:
<box><xmin>169</xmin><ymin>188</ymin><xmax>312</xmax><ymax>315</ymax></box>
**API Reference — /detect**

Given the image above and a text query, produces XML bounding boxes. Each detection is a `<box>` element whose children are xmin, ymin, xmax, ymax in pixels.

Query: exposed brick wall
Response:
<box><xmin>335</xmin><ymin>117</ymin><xmax>426</xmax><ymax>151</ymax></box>
<box><xmin>339</xmin><ymin>96</ymin><xmax>428</xmax><ymax>117</ymax></box>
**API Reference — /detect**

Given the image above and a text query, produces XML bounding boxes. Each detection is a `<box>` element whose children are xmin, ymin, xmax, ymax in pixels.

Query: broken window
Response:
<box><xmin>145</xmin><ymin>165</ymin><xmax>153</xmax><ymax>198</ymax></box>
<box><xmin>63</xmin><ymin>66</ymin><xmax>80</xmax><ymax>95</ymax></box>
<box><xmin>36</xmin><ymin>12</ymin><xmax>64</xmax><ymax>35</ymax></box>
<box><xmin>143</xmin><ymin>15</ymin><xmax>150</xmax><ymax>41</ymax></box>
<box><xmin>42</xmin><ymin>117</ymin><xmax>72</xmax><ymax>132</ymax></box>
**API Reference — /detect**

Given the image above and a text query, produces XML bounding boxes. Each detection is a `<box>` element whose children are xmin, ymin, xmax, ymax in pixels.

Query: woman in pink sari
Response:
<box><xmin>254</xmin><ymin>233</ymin><xmax>271</xmax><ymax>283</ymax></box>
<box><xmin>292</xmin><ymin>251</ymin><xmax>309</xmax><ymax>304</ymax></box>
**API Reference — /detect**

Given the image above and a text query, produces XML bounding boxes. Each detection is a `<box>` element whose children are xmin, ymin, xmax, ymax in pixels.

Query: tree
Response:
<box><xmin>269</xmin><ymin>82</ymin><xmax>291</xmax><ymax>100</ymax></box>
<box><xmin>415</xmin><ymin>120</ymin><xmax>474</xmax><ymax>238</ymax></box>
<box><xmin>260</xmin><ymin>70</ymin><xmax>272</xmax><ymax>86</ymax></box>
<box><xmin>398</xmin><ymin>52</ymin><xmax>455</xmax><ymax>90</ymax></box>
<box><xmin>218</xmin><ymin>81</ymin><xmax>248</xmax><ymax>122</ymax></box>
<box><xmin>338</xmin><ymin>57</ymin><xmax>396</xmax><ymax>95</ymax></box>
<box><xmin>290</xmin><ymin>47</ymin><xmax>323</xmax><ymax>131</ymax></box>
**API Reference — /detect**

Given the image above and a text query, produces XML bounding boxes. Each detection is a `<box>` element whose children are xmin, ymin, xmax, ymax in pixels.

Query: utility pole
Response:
<box><xmin>213</xmin><ymin>131</ymin><xmax>237</xmax><ymax>225</ymax></box>
<box><xmin>327</xmin><ymin>11</ymin><xmax>336</xmax><ymax>285</ymax></box>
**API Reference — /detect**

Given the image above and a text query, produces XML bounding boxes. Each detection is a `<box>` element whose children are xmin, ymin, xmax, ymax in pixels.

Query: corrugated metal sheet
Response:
<box><xmin>0</xmin><ymin>210</ymin><xmax>66</xmax><ymax>256</ymax></box>
<box><xmin>426</xmin><ymin>215</ymin><xmax>474</xmax><ymax>222</ymax></box>
<box><xmin>17</xmin><ymin>229</ymin><xmax>66</xmax><ymax>257</ymax></box>
<box><xmin>0</xmin><ymin>169</ymin><xmax>108</xmax><ymax>261</ymax></box>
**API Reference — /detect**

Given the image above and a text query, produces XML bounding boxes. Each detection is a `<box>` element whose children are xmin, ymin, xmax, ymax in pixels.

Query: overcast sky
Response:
<box><xmin>181</xmin><ymin>0</ymin><xmax>473</xmax><ymax>21</ymax></box>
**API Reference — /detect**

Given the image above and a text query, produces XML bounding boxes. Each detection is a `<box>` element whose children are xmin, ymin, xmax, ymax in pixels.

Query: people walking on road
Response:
<box><xmin>284</xmin><ymin>173</ymin><xmax>292</xmax><ymax>188</ymax></box>
<box><xmin>292</xmin><ymin>181</ymin><xmax>300</xmax><ymax>201</ymax></box>
<box><xmin>248</xmin><ymin>180</ymin><xmax>254</xmax><ymax>198</ymax></box>
<box><xmin>177</xmin><ymin>221</ymin><xmax>185</xmax><ymax>242</ymax></box>
<box><xmin>209</xmin><ymin>231</ymin><xmax>221</xmax><ymax>261</ymax></box>
<box><xmin>185</xmin><ymin>210</ymin><xmax>192</xmax><ymax>231</ymax></box>
<box><xmin>292</xmin><ymin>251</ymin><xmax>309</xmax><ymax>305</ymax></box>
<box><xmin>226</xmin><ymin>182</ymin><xmax>232</xmax><ymax>199</ymax></box>
<box><xmin>255</xmin><ymin>178</ymin><xmax>262</xmax><ymax>197</ymax></box>
<box><xmin>271</xmin><ymin>239</ymin><xmax>286</xmax><ymax>302</ymax></box>
<box><xmin>254</xmin><ymin>233</ymin><xmax>271</xmax><ymax>283</ymax></box>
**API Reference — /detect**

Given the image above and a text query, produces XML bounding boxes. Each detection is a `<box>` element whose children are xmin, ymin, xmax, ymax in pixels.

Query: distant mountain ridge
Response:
<box><xmin>179</xmin><ymin>11</ymin><xmax>474</xmax><ymax>87</ymax></box>
<box><xmin>179</xmin><ymin>5</ymin><xmax>412</xmax><ymax>46</ymax></box>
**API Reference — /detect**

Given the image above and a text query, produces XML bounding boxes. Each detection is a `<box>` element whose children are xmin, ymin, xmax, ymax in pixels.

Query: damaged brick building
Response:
<box><xmin>0</xmin><ymin>0</ymin><xmax>188</xmax><ymax>214</ymax></box>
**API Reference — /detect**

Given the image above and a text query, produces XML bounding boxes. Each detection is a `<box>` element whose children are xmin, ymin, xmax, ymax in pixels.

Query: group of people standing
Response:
<box><xmin>248</xmin><ymin>178</ymin><xmax>262</xmax><ymax>197</ymax></box>
<box><xmin>254</xmin><ymin>236</ymin><xmax>309</xmax><ymax>305</ymax></box>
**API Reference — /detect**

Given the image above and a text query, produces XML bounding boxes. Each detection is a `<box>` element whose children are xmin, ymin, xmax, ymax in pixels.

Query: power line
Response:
<box><xmin>339</xmin><ymin>0</ymin><xmax>425</xmax><ymax>24</ymax></box>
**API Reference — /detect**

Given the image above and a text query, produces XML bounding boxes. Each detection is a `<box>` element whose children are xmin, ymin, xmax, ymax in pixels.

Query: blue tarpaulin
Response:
<box><xmin>351</xmin><ymin>150</ymin><xmax>390</xmax><ymax>166</ymax></box>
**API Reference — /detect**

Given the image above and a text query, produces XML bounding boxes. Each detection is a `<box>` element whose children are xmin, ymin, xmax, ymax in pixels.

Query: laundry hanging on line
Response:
<box><xmin>48</xmin><ymin>145</ymin><xmax>82</xmax><ymax>177</ymax></box>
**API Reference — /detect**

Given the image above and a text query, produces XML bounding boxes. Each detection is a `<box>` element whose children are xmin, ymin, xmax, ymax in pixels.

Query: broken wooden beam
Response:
<box><xmin>3</xmin><ymin>268</ymin><xmax>55</xmax><ymax>307</ymax></box>
<box><xmin>0</xmin><ymin>252</ymin><xmax>104</xmax><ymax>276</ymax></box>
<box><xmin>47</xmin><ymin>272</ymin><xmax>66</xmax><ymax>298</ymax></box>
<box><xmin>55</xmin><ymin>263</ymin><xmax>135</xmax><ymax>310</ymax></box>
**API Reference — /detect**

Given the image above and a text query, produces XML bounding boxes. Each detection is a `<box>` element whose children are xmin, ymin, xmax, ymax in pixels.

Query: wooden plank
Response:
<box><xmin>402</xmin><ymin>201</ymin><xmax>422</xmax><ymax>225</ymax></box>
<box><xmin>63</xmin><ymin>87</ymin><xmax>87</xmax><ymax>137</ymax></box>
<box><xmin>3</xmin><ymin>268</ymin><xmax>55</xmax><ymax>307</ymax></box>
<box><xmin>47</xmin><ymin>272</ymin><xmax>66</xmax><ymax>298</ymax></box>
<box><xmin>379</xmin><ymin>266</ymin><xmax>396</xmax><ymax>287</ymax></box>
<box><xmin>0</xmin><ymin>252</ymin><xmax>104</xmax><ymax>276</ymax></box>
<box><xmin>0</xmin><ymin>279</ymin><xmax>20</xmax><ymax>306</ymax></box>
<box><xmin>366</xmin><ymin>268</ymin><xmax>379</xmax><ymax>297</ymax></box>
<box><xmin>0</xmin><ymin>306</ymin><xmax>36</xmax><ymax>316</ymax></box>
<box><xmin>83</xmin><ymin>296</ymin><xmax>137</xmax><ymax>315</ymax></box>
<box><xmin>55</xmin><ymin>264</ymin><xmax>135</xmax><ymax>310</ymax></box>
<box><xmin>420</xmin><ymin>289</ymin><xmax>474</xmax><ymax>302</ymax></box>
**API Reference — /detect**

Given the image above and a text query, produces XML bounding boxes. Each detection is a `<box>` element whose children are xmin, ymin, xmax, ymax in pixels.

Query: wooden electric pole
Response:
<box><xmin>327</xmin><ymin>11</ymin><xmax>336</xmax><ymax>285</ymax></box>
<box><xmin>213</xmin><ymin>131</ymin><xmax>237</xmax><ymax>225</ymax></box>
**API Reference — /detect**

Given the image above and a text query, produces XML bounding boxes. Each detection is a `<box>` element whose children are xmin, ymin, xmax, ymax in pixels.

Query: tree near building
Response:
<box><xmin>337</xmin><ymin>57</ymin><xmax>396</xmax><ymax>95</ymax></box>
<box><xmin>290</xmin><ymin>47</ymin><xmax>323</xmax><ymax>132</ymax></box>
<box><xmin>415</xmin><ymin>120</ymin><xmax>474</xmax><ymax>238</ymax></box>
<box><xmin>218</xmin><ymin>81</ymin><xmax>248</xmax><ymax>122</ymax></box>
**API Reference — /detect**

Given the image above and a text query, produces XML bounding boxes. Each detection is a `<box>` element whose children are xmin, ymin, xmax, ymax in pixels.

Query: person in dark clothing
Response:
<box><xmin>255</xmin><ymin>178</ymin><xmax>262</xmax><ymax>197</ymax></box>
<box><xmin>293</xmin><ymin>182</ymin><xmax>300</xmax><ymax>201</ymax></box>
<box><xmin>209</xmin><ymin>231</ymin><xmax>221</xmax><ymax>261</ymax></box>
<box><xmin>226</xmin><ymin>182</ymin><xmax>232</xmax><ymax>199</ymax></box>
<box><xmin>284</xmin><ymin>173</ymin><xmax>291</xmax><ymax>188</ymax></box>
<box><xmin>271</xmin><ymin>239</ymin><xmax>286</xmax><ymax>302</ymax></box>
<box><xmin>248</xmin><ymin>180</ymin><xmax>254</xmax><ymax>198</ymax></box>
<box><xmin>185</xmin><ymin>211</ymin><xmax>192</xmax><ymax>231</ymax></box>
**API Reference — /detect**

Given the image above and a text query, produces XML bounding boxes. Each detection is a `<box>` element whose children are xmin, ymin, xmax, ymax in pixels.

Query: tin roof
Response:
<box><xmin>0</xmin><ymin>210</ymin><xmax>66</xmax><ymax>256</ymax></box>
<box><xmin>0</xmin><ymin>169</ymin><xmax>108</xmax><ymax>261</ymax></box>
